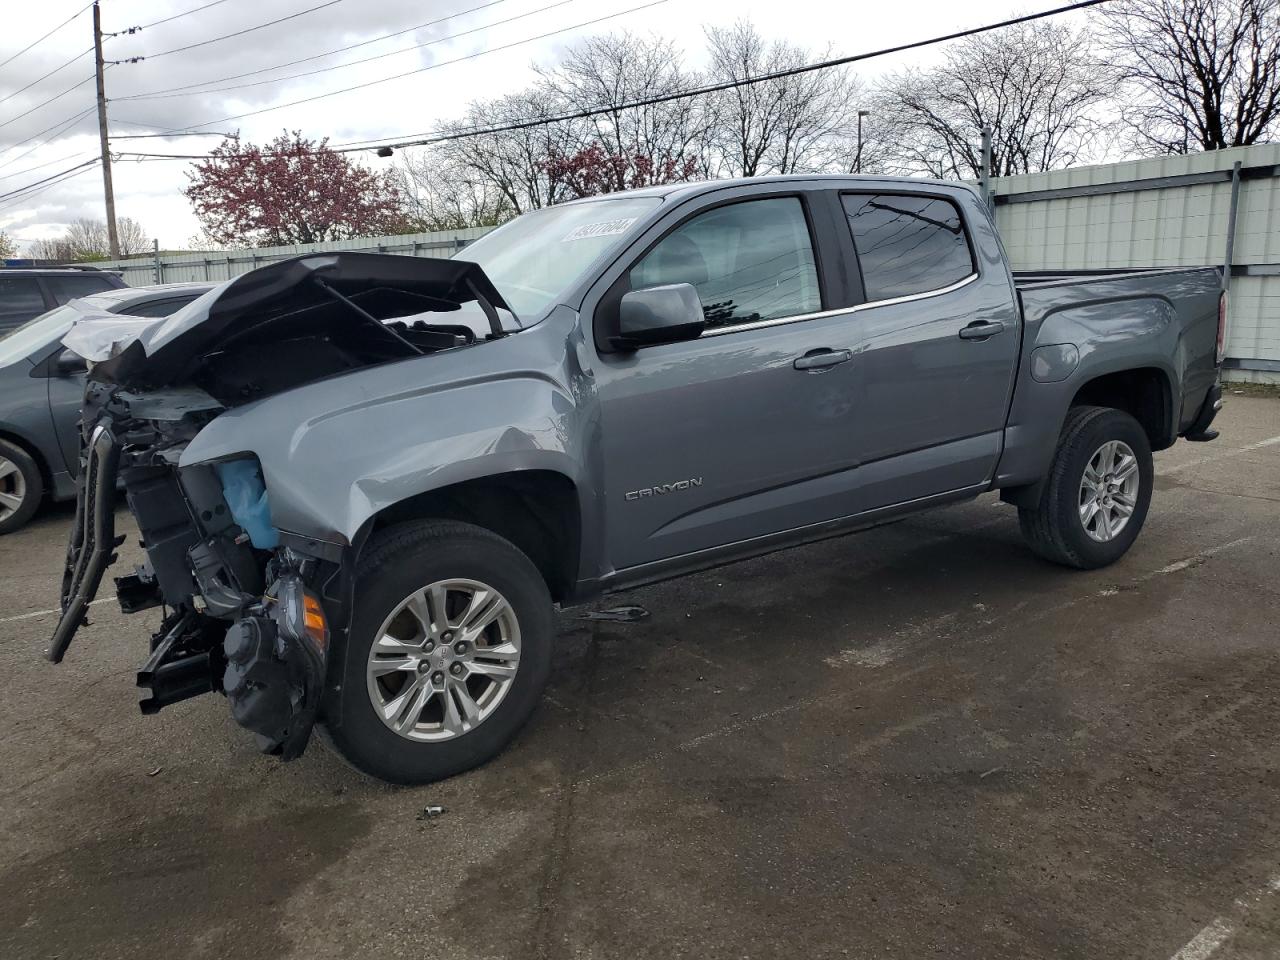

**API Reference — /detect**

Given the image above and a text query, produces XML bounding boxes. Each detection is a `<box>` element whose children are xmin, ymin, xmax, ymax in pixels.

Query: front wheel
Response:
<box><xmin>0</xmin><ymin>439</ymin><xmax>42</xmax><ymax>536</ymax></box>
<box><xmin>323</xmin><ymin>520</ymin><xmax>553</xmax><ymax>784</ymax></box>
<box><xmin>1018</xmin><ymin>405</ymin><xmax>1154</xmax><ymax>569</ymax></box>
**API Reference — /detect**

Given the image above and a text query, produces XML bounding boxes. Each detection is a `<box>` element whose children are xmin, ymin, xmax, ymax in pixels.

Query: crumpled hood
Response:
<box><xmin>62</xmin><ymin>252</ymin><xmax>511</xmax><ymax>386</ymax></box>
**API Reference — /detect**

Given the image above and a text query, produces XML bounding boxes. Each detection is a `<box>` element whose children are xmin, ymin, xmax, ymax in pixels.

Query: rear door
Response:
<box><xmin>592</xmin><ymin>190</ymin><xmax>868</xmax><ymax>571</ymax></box>
<box><xmin>835</xmin><ymin>191</ymin><xmax>1020</xmax><ymax>510</ymax></box>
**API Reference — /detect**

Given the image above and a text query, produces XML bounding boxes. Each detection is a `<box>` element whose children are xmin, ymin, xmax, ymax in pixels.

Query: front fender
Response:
<box><xmin>179</xmin><ymin>322</ymin><xmax>589</xmax><ymax>545</ymax></box>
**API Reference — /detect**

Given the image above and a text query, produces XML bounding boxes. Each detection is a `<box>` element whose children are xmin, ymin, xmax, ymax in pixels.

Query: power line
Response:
<box><xmin>134</xmin><ymin>0</ymin><xmax>235</xmax><ymax>31</ymax></box>
<box><xmin>127</xmin><ymin>0</ymin><xmax>347</xmax><ymax>61</ymax></box>
<box><xmin>0</xmin><ymin>70</ymin><xmax>99</xmax><ymax>131</ymax></box>
<box><xmin>0</xmin><ymin>150</ymin><xmax>97</xmax><ymax>182</ymax></box>
<box><xmin>115</xmin><ymin>0</ymin><xmax>509</xmax><ymax>101</ymax></box>
<box><xmin>0</xmin><ymin>161</ymin><xmax>100</xmax><ymax>211</ymax></box>
<box><xmin>0</xmin><ymin>1</ymin><xmax>94</xmax><ymax>70</ymax></box>
<box><xmin>0</xmin><ymin>106</ymin><xmax>98</xmax><ymax>171</ymax></box>
<box><xmin>0</xmin><ymin>158</ymin><xmax>100</xmax><ymax>203</ymax></box>
<box><xmin>122</xmin><ymin>0</ymin><xmax>578</xmax><ymax>102</ymax></box>
<box><xmin>155</xmin><ymin>0</ymin><xmax>672</xmax><ymax>132</ymax></box>
<box><xmin>117</xmin><ymin>0</ymin><xmax>1115</xmax><ymax>160</ymax></box>
<box><xmin>0</xmin><ymin>46</ymin><xmax>95</xmax><ymax>108</ymax></box>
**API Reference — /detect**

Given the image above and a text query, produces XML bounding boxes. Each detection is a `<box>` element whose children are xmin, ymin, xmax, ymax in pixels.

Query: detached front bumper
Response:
<box><xmin>48</xmin><ymin>422</ymin><xmax>121</xmax><ymax>664</ymax></box>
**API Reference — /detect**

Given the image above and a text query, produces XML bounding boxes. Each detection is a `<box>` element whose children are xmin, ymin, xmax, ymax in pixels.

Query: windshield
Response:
<box><xmin>0</xmin><ymin>304</ymin><xmax>79</xmax><ymax>367</ymax></box>
<box><xmin>455</xmin><ymin>195</ymin><xmax>663</xmax><ymax>320</ymax></box>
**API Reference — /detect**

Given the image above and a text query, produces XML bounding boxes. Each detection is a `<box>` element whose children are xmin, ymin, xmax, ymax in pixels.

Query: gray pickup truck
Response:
<box><xmin>48</xmin><ymin>175</ymin><xmax>1225</xmax><ymax>783</ymax></box>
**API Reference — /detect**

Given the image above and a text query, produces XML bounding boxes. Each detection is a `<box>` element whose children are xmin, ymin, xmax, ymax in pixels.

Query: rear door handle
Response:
<box><xmin>794</xmin><ymin>348</ymin><xmax>853</xmax><ymax>371</ymax></box>
<box><xmin>959</xmin><ymin>320</ymin><xmax>1005</xmax><ymax>340</ymax></box>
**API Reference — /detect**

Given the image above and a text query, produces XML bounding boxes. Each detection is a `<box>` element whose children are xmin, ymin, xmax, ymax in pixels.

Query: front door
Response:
<box><xmin>594</xmin><ymin>194</ymin><xmax>866</xmax><ymax>571</ymax></box>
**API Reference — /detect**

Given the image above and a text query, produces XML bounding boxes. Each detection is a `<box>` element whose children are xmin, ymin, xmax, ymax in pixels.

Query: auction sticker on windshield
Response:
<box><xmin>561</xmin><ymin>218</ymin><xmax>637</xmax><ymax>242</ymax></box>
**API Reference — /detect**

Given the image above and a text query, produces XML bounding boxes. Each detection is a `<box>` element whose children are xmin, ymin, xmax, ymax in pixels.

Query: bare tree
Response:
<box><xmin>704</xmin><ymin>22</ymin><xmax>867</xmax><ymax>177</ymax></box>
<box><xmin>58</xmin><ymin>216</ymin><xmax>151</xmax><ymax>259</ymax></box>
<box><xmin>1102</xmin><ymin>0</ymin><xmax>1280</xmax><ymax>154</ymax></box>
<box><xmin>878</xmin><ymin>21</ymin><xmax>1115</xmax><ymax>178</ymax></box>
<box><xmin>27</xmin><ymin>237</ymin><xmax>77</xmax><ymax>262</ymax></box>
<box><xmin>116</xmin><ymin>217</ymin><xmax>150</xmax><ymax>256</ymax></box>
<box><xmin>0</xmin><ymin>230</ymin><xmax>15</xmax><ymax>260</ymax></box>
<box><xmin>535</xmin><ymin>32</ymin><xmax>707</xmax><ymax>191</ymax></box>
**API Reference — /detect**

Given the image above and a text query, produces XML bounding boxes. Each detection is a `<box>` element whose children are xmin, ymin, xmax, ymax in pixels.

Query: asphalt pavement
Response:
<box><xmin>1</xmin><ymin>395</ymin><xmax>1278</xmax><ymax>960</ymax></box>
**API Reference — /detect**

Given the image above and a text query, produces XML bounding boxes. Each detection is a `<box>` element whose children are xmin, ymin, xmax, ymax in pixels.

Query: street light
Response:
<box><xmin>856</xmin><ymin>110</ymin><xmax>870</xmax><ymax>174</ymax></box>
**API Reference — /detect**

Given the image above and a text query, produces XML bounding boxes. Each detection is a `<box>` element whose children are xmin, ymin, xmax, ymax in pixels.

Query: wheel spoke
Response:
<box><xmin>452</xmin><ymin>682</ymin><xmax>481</xmax><ymax>728</ymax></box>
<box><xmin>368</xmin><ymin>655</ymin><xmax>418</xmax><ymax>676</ymax></box>
<box><xmin>374</xmin><ymin>633</ymin><xmax>421</xmax><ymax>655</ymax></box>
<box><xmin>384</xmin><ymin>677</ymin><xmax>433</xmax><ymax>733</ymax></box>
<box><xmin>1097</xmin><ymin>507</ymin><xmax>1113</xmax><ymax>540</ymax></box>
<box><xmin>0</xmin><ymin>491</ymin><xmax>22</xmax><ymax>511</ymax></box>
<box><xmin>1084</xmin><ymin>461</ymin><xmax>1103</xmax><ymax>487</ymax></box>
<box><xmin>459</xmin><ymin>589</ymin><xmax>508</xmax><ymax>639</ymax></box>
<box><xmin>1114</xmin><ymin>456</ymin><xmax>1138</xmax><ymax>483</ymax></box>
<box><xmin>0</xmin><ymin>460</ymin><xmax>17</xmax><ymax>482</ymax></box>
<box><xmin>1080</xmin><ymin>500</ymin><xmax>1099</xmax><ymax>526</ymax></box>
<box><xmin>1113</xmin><ymin>494</ymin><xmax>1136</xmax><ymax>517</ymax></box>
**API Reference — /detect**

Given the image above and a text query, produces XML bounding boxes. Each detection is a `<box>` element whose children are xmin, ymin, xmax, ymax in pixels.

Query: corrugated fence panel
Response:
<box><xmin>993</xmin><ymin>143</ymin><xmax>1280</xmax><ymax>379</ymax></box>
<box><xmin>81</xmin><ymin>226</ymin><xmax>496</xmax><ymax>286</ymax></box>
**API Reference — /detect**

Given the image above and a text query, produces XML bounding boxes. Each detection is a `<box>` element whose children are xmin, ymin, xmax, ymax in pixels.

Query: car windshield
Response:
<box><xmin>455</xmin><ymin>195</ymin><xmax>663</xmax><ymax>320</ymax></box>
<box><xmin>0</xmin><ymin>304</ymin><xmax>80</xmax><ymax>367</ymax></box>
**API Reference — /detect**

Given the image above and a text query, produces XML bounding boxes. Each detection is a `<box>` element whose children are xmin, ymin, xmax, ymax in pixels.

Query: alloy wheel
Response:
<box><xmin>0</xmin><ymin>455</ymin><xmax>28</xmax><ymax>524</ymax></box>
<box><xmin>1078</xmin><ymin>439</ymin><xmax>1139</xmax><ymax>542</ymax></box>
<box><xmin>366</xmin><ymin>578</ymin><xmax>521</xmax><ymax>742</ymax></box>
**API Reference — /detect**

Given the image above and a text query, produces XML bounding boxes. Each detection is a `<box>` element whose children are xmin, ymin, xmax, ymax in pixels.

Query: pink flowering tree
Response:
<box><xmin>184</xmin><ymin>131</ymin><xmax>408</xmax><ymax>246</ymax></box>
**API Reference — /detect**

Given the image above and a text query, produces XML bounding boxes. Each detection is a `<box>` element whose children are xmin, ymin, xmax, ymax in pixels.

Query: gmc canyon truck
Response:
<box><xmin>47</xmin><ymin>176</ymin><xmax>1225</xmax><ymax>784</ymax></box>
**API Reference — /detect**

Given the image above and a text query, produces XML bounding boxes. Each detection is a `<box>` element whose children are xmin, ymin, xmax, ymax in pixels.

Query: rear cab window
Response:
<box><xmin>629</xmin><ymin>196</ymin><xmax>822</xmax><ymax>332</ymax></box>
<box><xmin>840</xmin><ymin>193</ymin><xmax>975</xmax><ymax>302</ymax></box>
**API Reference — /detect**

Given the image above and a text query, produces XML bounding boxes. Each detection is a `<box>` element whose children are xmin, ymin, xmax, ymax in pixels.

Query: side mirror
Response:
<box><xmin>612</xmin><ymin>283</ymin><xmax>705</xmax><ymax>351</ymax></box>
<box><xmin>54</xmin><ymin>348</ymin><xmax>87</xmax><ymax>376</ymax></box>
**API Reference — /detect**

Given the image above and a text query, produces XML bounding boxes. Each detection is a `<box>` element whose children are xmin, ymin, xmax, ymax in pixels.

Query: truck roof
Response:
<box><xmin>555</xmin><ymin>173</ymin><xmax>973</xmax><ymax>205</ymax></box>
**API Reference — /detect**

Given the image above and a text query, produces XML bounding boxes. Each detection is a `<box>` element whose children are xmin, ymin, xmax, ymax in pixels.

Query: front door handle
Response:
<box><xmin>959</xmin><ymin>320</ymin><xmax>1006</xmax><ymax>340</ymax></box>
<box><xmin>794</xmin><ymin>348</ymin><xmax>853</xmax><ymax>371</ymax></box>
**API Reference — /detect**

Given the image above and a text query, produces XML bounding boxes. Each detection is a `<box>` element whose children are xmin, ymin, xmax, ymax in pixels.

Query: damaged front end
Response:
<box><xmin>47</xmin><ymin>383</ymin><xmax>335</xmax><ymax>756</ymax></box>
<box><xmin>46</xmin><ymin>252</ymin><xmax>513</xmax><ymax>760</ymax></box>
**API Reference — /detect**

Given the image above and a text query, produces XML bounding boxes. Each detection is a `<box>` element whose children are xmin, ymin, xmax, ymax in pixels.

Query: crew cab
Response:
<box><xmin>47</xmin><ymin>176</ymin><xmax>1225</xmax><ymax>783</ymax></box>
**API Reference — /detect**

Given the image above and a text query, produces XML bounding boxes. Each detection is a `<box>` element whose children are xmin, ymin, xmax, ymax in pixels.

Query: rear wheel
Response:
<box><xmin>323</xmin><ymin>520</ymin><xmax>553</xmax><ymax>784</ymax></box>
<box><xmin>0</xmin><ymin>439</ymin><xmax>42</xmax><ymax>536</ymax></box>
<box><xmin>1018</xmin><ymin>405</ymin><xmax>1153</xmax><ymax>569</ymax></box>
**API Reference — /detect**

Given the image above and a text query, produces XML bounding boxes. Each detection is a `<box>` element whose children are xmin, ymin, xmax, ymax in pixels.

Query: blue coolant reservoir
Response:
<box><xmin>215</xmin><ymin>459</ymin><xmax>280</xmax><ymax>549</ymax></box>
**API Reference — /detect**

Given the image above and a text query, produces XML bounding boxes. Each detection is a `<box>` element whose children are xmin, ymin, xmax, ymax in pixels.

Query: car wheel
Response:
<box><xmin>1018</xmin><ymin>405</ymin><xmax>1153</xmax><ymax>569</ymax></box>
<box><xmin>322</xmin><ymin>519</ymin><xmax>553</xmax><ymax>784</ymax></box>
<box><xmin>0</xmin><ymin>439</ymin><xmax>42</xmax><ymax>535</ymax></box>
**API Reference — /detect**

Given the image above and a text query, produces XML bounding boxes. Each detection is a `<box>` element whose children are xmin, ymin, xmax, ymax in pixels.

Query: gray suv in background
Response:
<box><xmin>0</xmin><ymin>283</ymin><xmax>212</xmax><ymax>533</ymax></box>
<box><xmin>48</xmin><ymin>176</ymin><xmax>1224</xmax><ymax>784</ymax></box>
<box><xmin>0</xmin><ymin>267</ymin><xmax>127</xmax><ymax>334</ymax></box>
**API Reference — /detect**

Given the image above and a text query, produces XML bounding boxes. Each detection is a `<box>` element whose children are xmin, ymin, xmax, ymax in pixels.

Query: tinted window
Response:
<box><xmin>122</xmin><ymin>296</ymin><xmax>199</xmax><ymax>318</ymax></box>
<box><xmin>631</xmin><ymin>197</ymin><xmax>820</xmax><ymax>330</ymax></box>
<box><xmin>0</xmin><ymin>277</ymin><xmax>46</xmax><ymax>332</ymax></box>
<box><xmin>841</xmin><ymin>194</ymin><xmax>974</xmax><ymax>301</ymax></box>
<box><xmin>44</xmin><ymin>273</ymin><xmax>116</xmax><ymax>305</ymax></box>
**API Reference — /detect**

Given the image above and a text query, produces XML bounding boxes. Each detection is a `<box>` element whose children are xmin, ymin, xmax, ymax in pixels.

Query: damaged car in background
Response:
<box><xmin>48</xmin><ymin>177</ymin><xmax>1225</xmax><ymax>783</ymax></box>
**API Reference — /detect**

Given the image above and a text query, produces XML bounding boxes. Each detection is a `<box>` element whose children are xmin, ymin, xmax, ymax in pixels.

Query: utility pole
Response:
<box><xmin>855</xmin><ymin>110</ymin><xmax>869</xmax><ymax>174</ymax></box>
<box><xmin>92</xmin><ymin>1</ymin><xmax>120</xmax><ymax>260</ymax></box>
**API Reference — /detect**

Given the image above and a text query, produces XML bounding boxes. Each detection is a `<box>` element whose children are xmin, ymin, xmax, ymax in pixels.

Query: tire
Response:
<box><xmin>0</xmin><ymin>438</ymin><xmax>43</xmax><ymax>536</ymax></box>
<box><xmin>1018</xmin><ymin>405</ymin><xmax>1154</xmax><ymax>569</ymax></box>
<box><xmin>322</xmin><ymin>519</ymin><xmax>553</xmax><ymax>784</ymax></box>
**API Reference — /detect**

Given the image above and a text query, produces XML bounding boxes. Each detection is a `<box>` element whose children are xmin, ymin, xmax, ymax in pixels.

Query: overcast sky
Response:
<box><xmin>0</xmin><ymin>0</ymin><xmax>1083</xmax><ymax>253</ymax></box>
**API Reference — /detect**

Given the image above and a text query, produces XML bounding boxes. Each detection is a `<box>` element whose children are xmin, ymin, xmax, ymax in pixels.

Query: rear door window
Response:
<box><xmin>44</xmin><ymin>273</ymin><xmax>117</xmax><ymax>305</ymax></box>
<box><xmin>0</xmin><ymin>276</ymin><xmax>47</xmax><ymax>332</ymax></box>
<box><xmin>630</xmin><ymin>197</ymin><xmax>821</xmax><ymax>331</ymax></box>
<box><xmin>841</xmin><ymin>193</ymin><xmax>975</xmax><ymax>302</ymax></box>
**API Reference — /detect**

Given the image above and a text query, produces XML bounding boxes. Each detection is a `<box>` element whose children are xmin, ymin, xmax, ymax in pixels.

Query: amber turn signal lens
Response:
<box><xmin>303</xmin><ymin>593</ymin><xmax>328</xmax><ymax>651</ymax></box>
